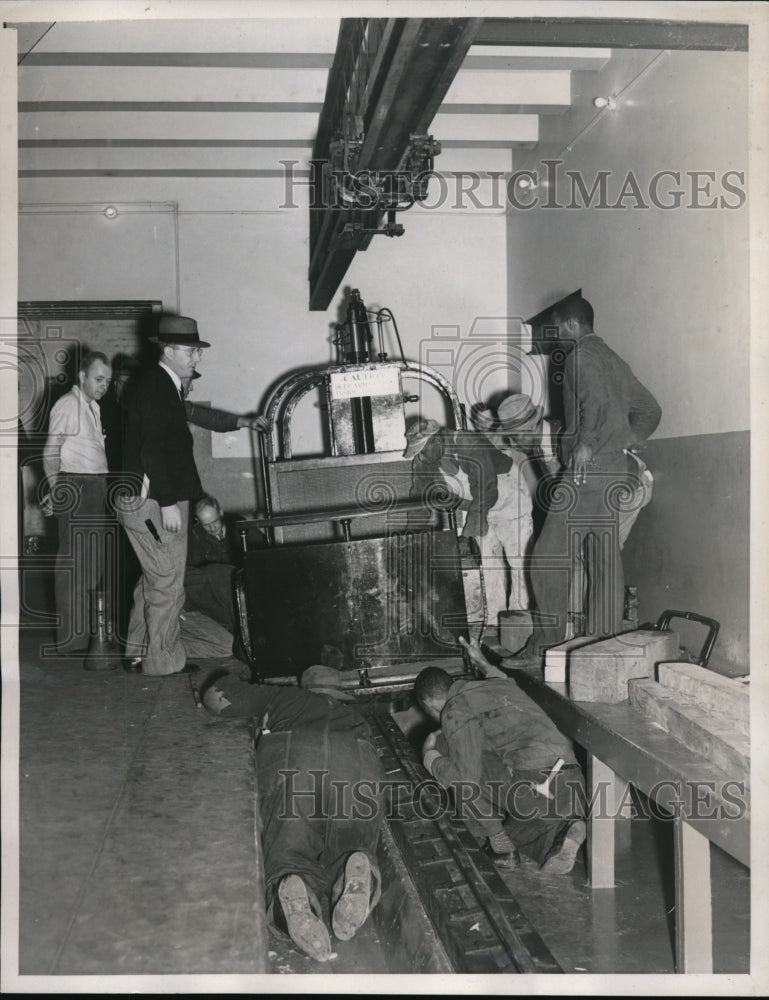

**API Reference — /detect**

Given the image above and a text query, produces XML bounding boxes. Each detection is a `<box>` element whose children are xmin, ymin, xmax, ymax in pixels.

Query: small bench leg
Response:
<box><xmin>674</xmin><ymin>819</ymin><xmax>713</xmax><ymax>973</ymax></box>
<box><xmin>587</xmin><ymin>754</ymin><xmax>616</xmax><ymax>888</ymax></box>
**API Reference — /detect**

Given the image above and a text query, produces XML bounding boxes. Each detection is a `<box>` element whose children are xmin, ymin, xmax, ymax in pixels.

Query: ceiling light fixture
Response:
<box><xmin>104</xmin><ymin>206</ymin><xmax>118</xmax><ymax>219</ymax></box>
<box><xmin>592</xmin><ymin>96</ymin><xmax>616</xmax><ymax>111</ymax></box>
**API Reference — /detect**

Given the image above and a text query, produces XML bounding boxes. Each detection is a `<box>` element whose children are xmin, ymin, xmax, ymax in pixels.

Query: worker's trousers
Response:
<box><xmin>257</xmin><ymin>728</ymin><xmax>385</xmax><ymax>924</ymax></box>
<box><xmin>459</xmin><ymin>755</ymin><xmax>586</xmax><ymax>866</ymax></box>
<box><xmin>479</xmin><ymin>511</ymin><xmax>533</xmax><ymax>628</ymax></box>
<box><xmin>116</xmin><ymin>497</ymin><xmax>189</xmax><ymax>675</ymax></box>
<box><xmin>184</xmin><ymin>562</ymin><xmax>235</xmax><ymax>633</ymax></box>
<box><xmin>501</xmin><ymin>766</ymin><xmax>586</xmax><ymax>865</ymax></box>
<box><xmin>52</xmin><ymin>473</ymin><xmax>110</xmax><ymax>652</ymax></box>
<box><xmin>528</xmin><ymin>460</ymin><xmax>630</xmax><ymax>654</ymax></box>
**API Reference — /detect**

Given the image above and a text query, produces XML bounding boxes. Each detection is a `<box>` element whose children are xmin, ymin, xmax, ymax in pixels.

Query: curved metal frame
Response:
<box><xmin>261</xmin><ymin>359</ymin><xmax>466</xmax><ymax>463</ymax></box>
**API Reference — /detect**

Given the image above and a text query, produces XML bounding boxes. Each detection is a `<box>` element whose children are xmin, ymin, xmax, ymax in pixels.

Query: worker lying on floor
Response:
<box><xmin>413</xmin><ymin>638</ymin><xmax>586</xmax><ymax>874</ymax></box>
<box><xmin>201</xmin><ymin>671</ymin><xmax>385</xmax><ymax>962</ymax></box>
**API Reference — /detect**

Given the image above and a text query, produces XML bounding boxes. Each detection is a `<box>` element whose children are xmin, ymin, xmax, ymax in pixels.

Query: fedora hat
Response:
<box><xmin>403</xmin><ymin>417</ymin><xmax>441</xmax><ymax>459</ymax></box>
<box><xmin>150</xmin><ymin>315</ymin><xmax>210</xmax><ymax>348</ymax></box>
<box><xmin>496</xmin><ymin>393</ymin><xmax>544</xmax><ymax>433</ymax></box>
<box><xmin>111</xmin><ymin>352</ymin><xmax>140</xmax><ymax>376</ymax></box>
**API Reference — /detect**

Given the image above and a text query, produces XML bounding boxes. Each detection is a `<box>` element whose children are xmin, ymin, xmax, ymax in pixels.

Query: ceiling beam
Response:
<box><xmin>474</xmin><ymin>18</ymin><xmax>748</xmax><ymax>51</ymax></box>
<box><xmin>19</xmin><ymin>52</ymin><xmax>335</xmax><ymax>67</ymax></box>
<box><xmin>18</xmin><ymin>101</ymin><xmax>323</xmax><ymax>113</ymax></box>
<box><xmin>309</xmin><ymin>17</ymin><xmax>482</xmax><ymax>311</ymax></box>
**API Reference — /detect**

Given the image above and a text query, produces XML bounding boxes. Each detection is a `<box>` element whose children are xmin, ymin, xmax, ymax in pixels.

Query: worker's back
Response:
<box><xmin>442</xmin><ymin>677</ymin><xmax>577</xmax><ymax>772</ymax></box>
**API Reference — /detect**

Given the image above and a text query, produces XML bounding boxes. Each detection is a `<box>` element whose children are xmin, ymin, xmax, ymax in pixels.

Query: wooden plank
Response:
<box><xmin>674</xmin><ymin>820</ymin><xmax>713</xmax><ymax>973</ymax></box>
<box><xmin>657</xmin><ymin>661</ymin><xmax>749</xmax><ymax>735</ymax></box>
<box><xmin>568</xmin><ymin>630</ymin><xmax>680</xmax><ymax>704</ymax></box>
<box><xmin>542</xmin><ymin>634</ymin><xmax>598</xmax><ymax>684</ymax></box>
<box><xmin>628</xmin><ymin>678</ymin><xmax>750</xmax><ymax>783</ymax></box>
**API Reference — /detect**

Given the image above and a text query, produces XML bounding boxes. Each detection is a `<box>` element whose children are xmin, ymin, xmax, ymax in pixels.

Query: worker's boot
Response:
<box><xmin>540</xmin><ymin>819</ymin><xmax>586</xmax><ymax>874</ymax></box>
<box><xmin>331</xmin><ymin>851</ymin><xmax>381</xmax><ymax>941</ymax></box>
<box><xmin>275</xmin><ymin>874</ymin><xmax>331</xmax><ymax>962</ymax></box>
<box><xmin>485</xmin><ymin>830</ymin><xmax>521</xmax><ymax>870</ymax></box>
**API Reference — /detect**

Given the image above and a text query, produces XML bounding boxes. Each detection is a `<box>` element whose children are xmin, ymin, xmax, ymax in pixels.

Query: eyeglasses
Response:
<box><xmin>174</xmin><ymin>346</ymin><xmax>204</xmax><ymax>358</ymax></box>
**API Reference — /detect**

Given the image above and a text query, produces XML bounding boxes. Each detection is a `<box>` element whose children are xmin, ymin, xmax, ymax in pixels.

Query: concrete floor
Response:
<box><xmin>5</xmin><ymin>569</ymin><xmax>751</xmax><ymax>987</ymax></box>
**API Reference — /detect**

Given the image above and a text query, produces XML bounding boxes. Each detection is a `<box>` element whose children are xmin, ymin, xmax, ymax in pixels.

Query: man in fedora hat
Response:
<box><xmin>116</xmin><ymin>314</ymin><xmax>212</xmax><ymax>675</ymax></box>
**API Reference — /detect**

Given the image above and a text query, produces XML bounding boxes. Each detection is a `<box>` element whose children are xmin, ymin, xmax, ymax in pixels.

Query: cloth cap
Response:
<box><xmin>470</xmin><ymin>406</ymin><xmax>497</xmax><ymax>432</ymax></box>
<box><xmin>403</xmin><ymin>417</ymin><xmax>442</xmax><ymax>459</ymax></box>
<box><xmin>150</xmin><ymin>315</ymin><xmax>211</xmax><ymax>348</ymax></box>
<box><xmin>496</xmin><ymin>393</ymin><xmax>544</xmax><ymax>433</ymax></box>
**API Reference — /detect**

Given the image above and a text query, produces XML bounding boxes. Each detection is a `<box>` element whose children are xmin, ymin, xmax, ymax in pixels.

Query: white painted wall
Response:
<box><xmin>19</xmin><ymin>172</ymin><xmax>508</xmax><ymax>506</ymax></box>
<box><xmin>506</xmin><ymin>48</ymin><xmax>750</xmax><ymax>439</ymax></box>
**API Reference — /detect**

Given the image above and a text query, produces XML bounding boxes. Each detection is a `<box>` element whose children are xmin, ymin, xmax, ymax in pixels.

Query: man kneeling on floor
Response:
<box><xmin>413</xmin><ymin>643</ymin><xmax>586</xmax><ymax>874</ymax></box>
<box><xmin>202</xmin><ymin>671</ymin><xmax>385</xmax><ymax>962</ymax></box>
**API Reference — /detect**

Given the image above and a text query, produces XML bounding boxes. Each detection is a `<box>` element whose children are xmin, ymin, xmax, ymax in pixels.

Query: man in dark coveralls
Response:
<box><xmin>415</xmin><ymin>640</ymin><xmax>586</xmax><ymax>874</ymax></box>
<box><xmin>202</xmin><ymin>672</ymin><xmax>385</xmax><ymax>963</ymax></box>
<box><xmin>521</xmin><ymin>296</ymin><xmax>662</xmax><ymax>659</ymax></box>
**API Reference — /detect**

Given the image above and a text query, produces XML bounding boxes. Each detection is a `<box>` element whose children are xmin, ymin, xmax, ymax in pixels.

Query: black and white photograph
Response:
<box><xmin>0</xmin><ymin>0</ymin><xmax>767</xmax><ymax>994</ymax></box>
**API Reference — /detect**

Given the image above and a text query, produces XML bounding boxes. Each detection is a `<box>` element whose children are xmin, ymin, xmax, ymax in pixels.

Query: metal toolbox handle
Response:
<box><xmin>654</xmin><ymin>609</ymin><xmax>720</xmax><ymax>667</ymax></box>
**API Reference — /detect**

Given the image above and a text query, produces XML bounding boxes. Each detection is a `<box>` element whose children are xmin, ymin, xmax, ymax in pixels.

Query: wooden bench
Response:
<box><xmin>511</xmin><ymin>669</ymin><xmax>750</xmax><ymax>974</ymax></box>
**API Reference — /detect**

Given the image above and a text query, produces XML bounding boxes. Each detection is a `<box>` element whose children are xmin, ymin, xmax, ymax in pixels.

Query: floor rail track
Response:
<box><xmin>364</xmin><ymin>709</ymin><xmax>562</xmax><ymax>974</ymax></box>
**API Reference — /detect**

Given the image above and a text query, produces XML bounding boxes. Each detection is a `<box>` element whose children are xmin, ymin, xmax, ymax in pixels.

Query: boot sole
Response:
<box><xmin>277</xmin><ymin>875</ymin><xmax>332</xmax><ymax>961</ymax></box>
<box><xmin>540</xmin><ymin>819</ymin><xmax>586</xmax><ymax>874</ymax></box>
<box><xmin>332</xmin><ymin>852</ymin><xmax>372</xmax><ymax>941</ymax></box>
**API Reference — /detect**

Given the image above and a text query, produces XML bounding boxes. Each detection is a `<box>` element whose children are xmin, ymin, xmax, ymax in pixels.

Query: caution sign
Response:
<box><xmin>329</xmin><ymin>365</ymin><xmax>401</xmax><ymax>400</ymax></box>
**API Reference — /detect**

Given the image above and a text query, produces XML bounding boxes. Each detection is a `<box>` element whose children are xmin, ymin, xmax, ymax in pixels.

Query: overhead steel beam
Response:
<box><xmin>474</xmin><ymin>18</ymin><xmax>749</xmax><ymax>51</ymax></box>
<box><xmin>309</xmin><ymin>17</ymin><xmax>482</xmax><ymax>311</ymax></box>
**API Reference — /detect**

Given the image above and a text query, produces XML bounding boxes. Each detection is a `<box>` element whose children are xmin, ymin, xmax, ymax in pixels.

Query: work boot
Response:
<box><xmin>485</xmin><ymin>830</ymin><xmax>521</xmax><ymax>870</ymax></box>
<box><xmin>331</xmin><ymin>852</ymin><xmax>381</xmax><ymax>941</ymax></box>
<box><xmin>276</xmin><ymin>875</ymin><xmax>332</xmax><ymax>962</ymax></box>
<box><xmin>540</xmin><ymin>819</ymin><xmax>587</xmax><ymax>874</ymax></box>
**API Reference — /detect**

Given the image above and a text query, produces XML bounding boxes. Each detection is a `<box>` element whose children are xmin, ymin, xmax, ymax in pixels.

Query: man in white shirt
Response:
<box><xmin>42</xmin><ymin>351</ymin><xmax>113</xmax><ymax>655</ymax></box>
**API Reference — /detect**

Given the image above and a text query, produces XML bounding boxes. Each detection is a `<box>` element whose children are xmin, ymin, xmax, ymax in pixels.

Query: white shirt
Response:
<box><xmin>159</xmin><ymin>360</ymin><xmax>183</xmax><ymax>397</ymax></box>
<box><xmin>43</xmin><ymin>386</ymin><xmax>108</xmax><ymax>477</ymax></box>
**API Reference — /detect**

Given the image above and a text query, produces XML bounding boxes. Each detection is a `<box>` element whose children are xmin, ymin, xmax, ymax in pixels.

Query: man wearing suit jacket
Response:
<box><xmin>116</xmin><ymin>315</ymin><xmax>210</xmax><ymax>675</ymax></box>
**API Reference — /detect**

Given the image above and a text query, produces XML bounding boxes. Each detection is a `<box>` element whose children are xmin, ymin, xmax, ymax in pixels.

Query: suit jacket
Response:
<box><xmin>184</xmin><ymin>400</ymin><xmax>240</xmax><ymax>432</ymax></box>
<box><xmin>123</xmin><ymin>365</ymin><xmax>203</xmax><ymax>507</ymax></box>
